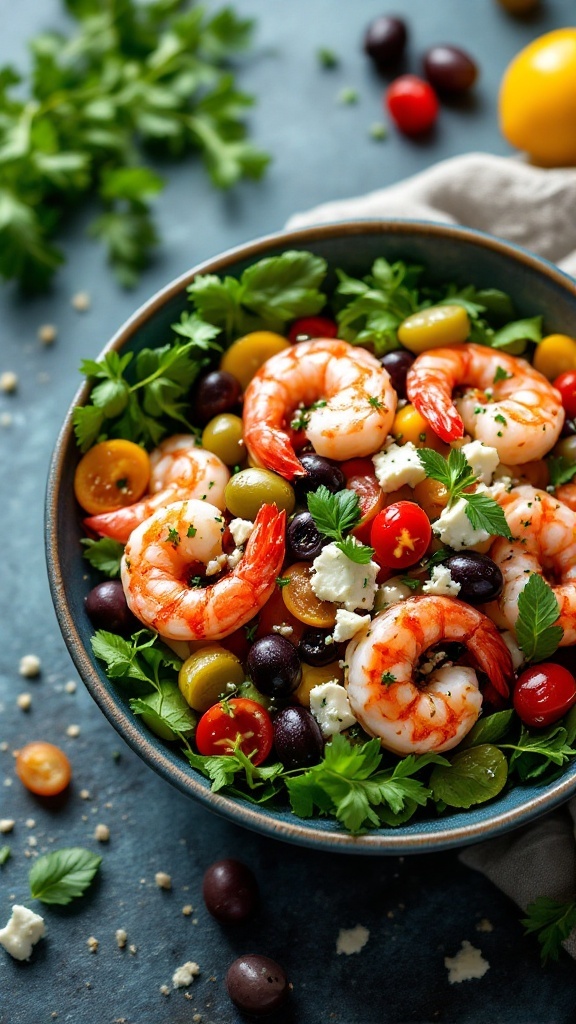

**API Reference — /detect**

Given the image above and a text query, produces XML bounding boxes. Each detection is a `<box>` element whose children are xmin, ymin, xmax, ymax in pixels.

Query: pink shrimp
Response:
<box><xmin>345</xmin><ymin>595</ymin><xmax>513</xmax><ymax>755</ymax></box>
<box><xmin>84</xmin><ymin>435</ymin><xmax>229</xmax><ymax>543</ymax></box>
<box><xmin>406</xmin><ymin>344</ymin><xmax>563</xmax><ymax>464</ymax></box>
<box><xmin>121</xmin><ymin>499</ymin><xmax>286</xmax><ymax>641</ymax></box>
<box><xmin>243</xmin><ymin>338</ymin><xmax>396</xmax><ymax>479</ymax></box>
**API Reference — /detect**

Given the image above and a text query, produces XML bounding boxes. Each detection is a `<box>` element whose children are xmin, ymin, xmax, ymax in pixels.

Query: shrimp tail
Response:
<box><xmin>84</xmin><ymin>505</ymin><xmax>147</xmax><ymax>544</ymax></box>
<box><xmin>240</xmin><ymin>503</ymin><xmax>287</xmax><ymax>586</ymax></box>
<box><xmin>407</xmin><ymin>365</ymin><xmax>464</xmax><ymax>443</ymax></box>
<box><xmin>467</xmin><ymin>617</ymin><xmax>514</xmax><ymax>698</ymax></box>
<box><xmin>243</xmin><ymin>424</ymin><xmax>306</xmax><ymax>480</ymax></box>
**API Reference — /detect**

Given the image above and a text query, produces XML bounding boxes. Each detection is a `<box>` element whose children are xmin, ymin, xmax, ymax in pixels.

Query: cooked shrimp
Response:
<box><xmin>488</xmin><ymin>484</ymin><xmax>576</xmax><ymax>645</ymax></box>
<box><xmin>121</xmin><ymin>499</ymin><xmax>285</xmax><ymax>641</ymax></box>
<box><xmin>85</xmin><ymin>435</ymin><xmax>229</xmax><ymax>543</ymax></box>
<box><xmin>243</xmin><ymin>338</ymin><xmax>397</xmax><ymax>479</ymax></box>
<box><xmin>406</xmin><ymin>344</ymin><xmax>563</xmax><ymax>465</ymax></box>
<box><xmin>554</xmin><ymin>482</ymin><xmax>576</xmax><ymax>513</ymax></box>
<box><xmin>345</xmin><ymin>595</ymin><xmax>514</xmax><ymax>755</ymax></box>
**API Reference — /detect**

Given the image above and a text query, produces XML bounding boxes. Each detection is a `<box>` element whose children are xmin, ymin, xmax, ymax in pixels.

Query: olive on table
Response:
<box><xmin>246</xmin><ymin>635</ymin><xmax>302</xmax><ymax>698</ymax></box>
<box><xmin>273</xmin><ymin>706</ymin><xmax>324</xmax><ymax>769</ymax></box>
<box><xmin>286</xmin><ymin>511</ymin><xmax>325</xmax><ymax>562</ymax></box>
<box><xmin>379</xmin><ymin>349</ymin><xmax>414</xmax><ymax>399</ymax></box>
<box><xmin>85</xmin><ymin>580</ymin><xmax>138</xmax><ymax>634</ymax></box>
<box><xmin>298</xmin><ymin>627</ymin><xmax>337</xmax><ymax>667</ymax></box>
<box><xmin>363</xmin><ymin>15</ymin><xmax>407</xmax><ymax>69</ymax></box>
<box><xmin>442</xmin><ymin>552</ymin><xmax>503</xmax><ymax>604</ymax></box>
<box><xmin>201</xmin><ymin>413</ymin><xmax>245</xmax><ymax>466</ymax></box>
<box><xmin>202</xmin><ymin>858</ymin><xmax>259</xmax><ymax>923</ymax></box>
<box><xmin>294</xmin><ymin>453</ymin><xmax>346</xmax><ymax>500</ymax></box>
<box><xmin>423</xmin><ymin>46</ymin><xmax>478</xmax><ymax>95</ymax></box>
<box><xmin>226</xmin><ymin>954</ymin><xmax>289</xmax><ymax>1016</ymax></box>
<box><xmin>225</xmin><ymin>467</ymin><xmax>295</xmax><ymax>520</ymax></box>
<box><xmin>193</xmin><ymin>370</ymin><xmax>242</xmax><ymax>426</ymax></box>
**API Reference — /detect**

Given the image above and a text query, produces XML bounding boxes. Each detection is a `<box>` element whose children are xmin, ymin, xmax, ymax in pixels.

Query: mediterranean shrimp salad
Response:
<box><xmin>74</xmin><ymin>249</ymin><xmax>576</xmax><ymax>832</ymax></box>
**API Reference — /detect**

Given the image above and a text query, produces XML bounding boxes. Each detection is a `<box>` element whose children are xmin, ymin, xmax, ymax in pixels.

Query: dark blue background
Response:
<box><xmin>1</xmin><ymin>2</ymin><xmax>575</xmax><ymax>1021</ymax></box>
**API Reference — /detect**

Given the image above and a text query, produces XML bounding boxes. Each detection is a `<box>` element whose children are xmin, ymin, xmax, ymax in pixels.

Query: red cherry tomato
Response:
<box><xmin>341</xmin><ymin>459</ymin><xmax>386</xmax><ymax>546</ymax></box>
<box><xmin>370</xmin><ymin>501</ymin><xmax>432</xmax><ymax>569</ymax></box>
<box><xmin>513</xmin><ymin>662</ymin><xmax>576</xmax><ymax>728</ymax></box>
<box><xmin>288</xmin><ymin>317</ymin><xmax>338</xmax><ymax>342</ymax></box>
<box><xmin>553</xmin><ymin>371</ymin><xmax>576</xmax><ymax>419</ymax></box>
<box><xmin>195</xmin><ymin>698</ymin><xmax>274</xmax><ymax>765</ymax></box>
<box><xmin>385</xmin><ymin>75</ymin><xmax>439</xmax><ymax>135</ymax></box>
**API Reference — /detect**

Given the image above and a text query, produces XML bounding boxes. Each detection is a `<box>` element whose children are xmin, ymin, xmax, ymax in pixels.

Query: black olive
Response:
<box><xmin>202</xmin><ymin>859</ymin><xmax>258</xmax><ymax>923</ymax></box>
<box><xmin>273</xmin><ymin>706</ymin><xmax>324</xmax><ymax>769</ymax></box>
<box><xmin>246</xmin><ymin>635</ymin><xmax>302</xmax><ymax>697</ymax></box>
<box><xmin>85</xmin><ymin>580</ymin><xmax>138</xmax><ymax>634</ymax></box>
<box><xmin>363</xmin><ymin>16</ymin><xmax>407</xmax><ymax>69</ymax></box>
<box><xmin>286</xmin><ymin>511</ymin><xmax>325</xmax><ymax>562</ymax></box>
<box><xmin>423</xmin><ymin>45</ymin><xmax>478</xmax><ymax>95</ymax></box>
<box><xmin>442</xmin><ymin>552</ymin><xmax>503</xmax><ymax>604</ymax></box>
<box><xmin>298</xmin><ymin>627</ymin><xmax>336</xmax><ymax>666</ymax></box>
<box><xmin>192</xmin><ymin>370</ymin><xmax>242</xmax><ymax>425</ymax></box>
<box><xmin>294</xmin><ymin>453</ymin><xmax>346</xmax><ymax>501</ymax></box>
<box><xmin>379</xmin><ymin>350</ymin><xmax>415</xmax><ymax>399</ymax></box>
<box><xmin>226</xmin><ymin>954</ymin><xmax>289</xmax><ymax>1016</ymax></box>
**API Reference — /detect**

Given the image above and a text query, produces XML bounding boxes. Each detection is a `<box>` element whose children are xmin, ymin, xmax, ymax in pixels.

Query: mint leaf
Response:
<box><xmin>81</xmin><ymin>537</ymin><xmax>124</xmax><ymax>578</ymax></box>
<box><xmin>459</xmin><ymin>709</ymin><xmax>514</xmax><ymax>749</ymax></box>
<box><xmin>515</xmin><ymin>574</ymin><xmax>563</xmax><ymax>662</ymax></box>
<box><xmin>240</xmin><ymin>250</ymin><xmax>327</xmax><ymax>322</ymax></box>
<box><xmin>29</xmin><ymin>848</ymin><xmax>102</xmax><ymax>905</ymax></box>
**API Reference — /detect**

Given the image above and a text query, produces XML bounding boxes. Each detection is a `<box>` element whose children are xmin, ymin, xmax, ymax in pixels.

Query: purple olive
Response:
<box><xmin>286</xmin><ymin>511</ymin><xmax>325</xmax><ymax>562</ymax></box>
<box><xmin>273</xmin><ymin>706</ymin><xmax>324</xmax><ymax>769</ymax></box>
<box><xmin>246</xmin><ymin>635</ymin><xmax>302</xmax><ymax>698</ymax></box>
<box><xmin>202</xmin><ymin>858</ymin><xmax>258</xmax><ymax>923</ymax></box>
<box><xmin>85</xmin><ymin>580</ymin><xmax>138</xmax><ymax>634</ymax></box>
<box><xmin>380</xmin><ymin>350</ymin><xmax>415</xmax><ymax>399</ymax></box>
<box><xmin>192</xmin><ymin>370</ymin><xmax>242</xmax><ymax>425</ymax></box>
<box><xmin>363</xmin><ymin>16</ymin><xmax>408</xmax><ymax>69</ymax></box>
<box><xmin>423</xmin><ymin>45</ymin><xmax>478</xmax><ymax>95</ymax></box>
<box><xmin>226</xmin><ymin>954</ymin><xmax>289</xmax><ymax>1016</ymax></box>
<box><xmin>294</xmin><ymin>453</ymin><xmax>346</xmax><ymax>501</ymax></box>
<box><xmin>442</xmin><ymin>552</ymin><xmax>503</xmax><ymax>604</ymax></box>
<box><xmin>298</xmin><ymin>627</ymin><xmax>336</xmax><ymax>667</ymax></box>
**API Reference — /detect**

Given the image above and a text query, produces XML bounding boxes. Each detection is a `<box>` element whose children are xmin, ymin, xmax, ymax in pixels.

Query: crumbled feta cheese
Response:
<box><xmin>311</xmin><ymin>543</ymin><xmax>379</xmax><ymax>611</ymax></box>
<box><xmin>332</xmin><ymin>609</ymin><xmax>371</xmax><ymax>643</ymax></box>
<box><xmin>27</xmin><ymin>836</ymin><xmax>37</xmax><ymax>848</ymax></box>
<box><xmin>66</xmin><ymin>724</ymin><xmax>81</xmax><ymax>738</ymax></box>
<box><xmin>433</xmin><ymin>497</ymin><xmax>491</xmax><ymax>550</ymax></box>
<box><xmin>475</xmin><ymin>918</ymin><xmax>494</xmax><ymax>933</ymax></box>
<box><xmin>94</xmin><ymin>823</ymin><xmax>110</xmax><ymax>842</ymax></box>
<box><xmin>372</xmin><ymin>441</ymin><xmax>426</xmax><ymax>492</ymax></box>
<box><xmin>336</xmin><ymin>924</ymin><xmax>370</xmax><ymax>956</ymax></box>
<box><xmin>460</xmin><ymin>441</ymin><xmax>500</xmax><ymax>485</ymax></box>
<box><xmin>182</xmin><ymin>904</ymin><xmax>193</xmax><ymax>916</ymax></box>
<box><xmin>115</xmin><ymin>928</ymin><xmax>127</xmax><ymax>948</ymax></box>
<box><xmin>501</xmin><ymin>630</ymin><xmax>524</xmax><ymax>671</ymax></box>
<box><xmin>155</xmin><ymin>871</ymin><xmax>172</xmax><ymax>890</ymax></box>
<box><xmin>0</xmin><ymin>412</ymin><xmax>12</xmax><ymax>428</ymax></box>
<box><xmin>19</xmin><ymin>654</ymin><xmax>41</xmax><ymax>678</ymax></box>
<box><xmin>0</xmin><ymin>371</ymin><xmax>18</xmax><ymax>393</ymax></box>
<box><xmin>444</xmin><ymin>941</ymin><xmax>490</xmax><ymax>983</ymax></box>
<box><xmin>205</xmin><ymin>553</ymin><xmax>228</xmax><ymax>576</ymax></box>
<box><xmin>309</xmin><ymin>681</ymin><xmax>357</xmax><ymax>736</ymax></box>
<box><xmin>229</xmin><ymin>518</ymin><xmax>254</xmax><ymax>547</ymax></box>
<box><xmin>160</xmin><ymin>984</ymin><xmax>171</xmax><ymax>997</ymax></box>
<box><xmin>128</xmin><ymin>944</ymin><xmax>137</xmax><ymax>955</ymax></box>
<box><xmin>226</xmin><ymin>548</ymin><xmax>243</xmax><ymax>569</ymax></box>
<box><xmin>0</xmin><ymin>819</ymin><xmax>15</xmax><ymax>834</ymax></box>
<box><xmin>0</xmin><ymin>905</ymin><xmax>46</xmax><ymax>960</ymax></box>
<box><xmin>374</xmin><ymin>578</ymin><xmax>414</xmax><ymax>611</ymax></box>
<box><xmin>272</xmin><ymin>623</ymin><xmax>294</xmax><ymax>637</ymax></box>
<box><xmin>80</xmin><ymin>789</ymin><xmax>91</xmax><ymax>801</ymax></box>
<box><xmin>87</xmin><ymin>936</ymin><xmax>99</xmax><ymax>953</ymax></box>
<box><xmin>17</xmin><ymin>693</ymin><xmax>32</xmax><ymax>711</ymax></box>
<box><xmin>71</xmin><ymin>291</ymin><xmax>91</xmax><ymax>312</ymax></box>
<box><xmin>172</xmin><ymin>961</ymin><xmax>200</xmax><ymax>988</ymax></box>
<box><xmin>38</xmin><ymin>324</ymin><xmax>57</xmax><ymax>345</ymax></box>
<box><xmin>422</xmin><ymin>565</ymin><xmax>461</xmax><ymax>597</ymax></box>
<box><xmin>64</xmin><ymin>680</ymin><xmax>77</xmax><ymax>694</ymax></box>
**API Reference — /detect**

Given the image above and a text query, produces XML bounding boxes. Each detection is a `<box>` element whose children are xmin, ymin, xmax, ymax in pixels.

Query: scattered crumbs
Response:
<box><xmin>475</xmin><ymin>918</ymin><xmax>494</xmax><ymax>933</ymax></box>
<box><xmin>208</xmin><ymin>976</ymin><xmax>217</xmax><ymax>983</ymax></box>
<box><xmin>369</xmin><ymin>122</ymin><xmax>388</xmax><ymax>140</ymax></box>
<box><xmin>87</xmin><ymin>936</ymin><xmax>99</xmax><ymax>954</ymax></box>
<box><xmin>81</xmin><ymin>815</ymin><xmax>88</xmax><ymax>822</ymax></box>
<box><xmin>0</xmin><ymin>820</ymin><xmax>15</xmax><ymax>834</ymax></box>
<box><xmin>0</xmin><ymin>742</ymin><xmax>8</xmax><ymax>752</ymax></box>
<box><xmin>25</xmin><ymin>819</ymin><xmax>35</xmax><ymax>829</ymax></box>
<box><xmin>64</xmin><ymin>680</ymin><xmax>77</xmax><ymax>694</ymax></box>
<box><xmin>66</xmin><ymin>724</ymin><xmax>81</xmax><ymax>738</ymax></box>
<box><xmin>115</xmin><ymin>928</ymin><xmax>127</xmax><ymax>949</ymax></box>
<box><xmin>112</xmin><ymin>750</ymin><xmax>122</xmax><ymax>762</ymax></box>
<box><xmin>104</xmin><ymin>802</ymin><xmax>113</xmax><ymax>809</ymax></box>
<box><xmin>51</xmin><ymin>1014</ymin><xmax>58</xmax><ymax>1020</ymax></box>
<box><xmin>193</xmin><ymin>1015</ymin><xmax>202</xmax><ymax>1023</ymax></box>
<box><xmin>444</xmin><ymin>941</ymin><xmax>490</xmax><ymax>984</ymax></box>
<box><xmin>155</xmin><ymin>871</ymin><xmax>172</xmax><ymax>890</ymax></box>
<box><xmin>160</xmin><ymin>985</ymin><xmax>171</xmax><ymax>997</ymax></box>
<box><xmin>182</xmin><ymin>904</ymin><xmax>193</xmax><ymax>916</ymax></box>
<box><xmin>16</xmin><ymin>694</ymin><xmax>32</xmax><ymax>711</ymax></box>
<box><xmin>19</xmin><ymin>654</ymin><xmax>41</xmax><ymax>678</ymax></box>
<box><xmin>192</xmin><ymin>918</ymin><xmax>199</xmax><ymax>925</ymax></box>
<box><xmin>27</xmin><ymin>836</ymin><xmax>37</xmax><ymax>848</ymax></box>
<box><xmin>336</xmin><ymin>924</ymin><xmax>370</xmax><ymax>956</ymax></box>
<box><xmin>4</xmin><ymin>779</ymin><xmax>13</xmax><ymax>787</ymax></box>
<box><xmin>386</xmin><ymin>910</ymin><xmax>394</xmax><ymax>919</ymax></box>
<box><xmin>80</xmin><ymin>789</ymin><xmax>91</xmax><ymax>801</ymax></box>
<box><xmin>38</xmin><ymin>324</ymin><xmax>57</xmax><ymax>345</ymax></box>
<box><xmin>94</xmin><ymin>824</ymin><xmax>110</xmax><ymax>843</ymax></box>
<box><xmin>0</xmin><ymin>371</ymin><xmax>18</xmax><ymax>393</ymax></box>
<box><xmin>337</xmin><ymin>86</ymin><xmax>359</xmax><ymax>105</ymax></box>
<box><xmin>0</xmin><ymin>412</ymin><xmax>12</xmax><ymax>428</ymax></box>
<box><xmin>317</xmin><ymin>46</ymin><xmax>339</xmax><ymax>68</ymax></box>
<box><xmin>128</xmin><ymin>944</ymin><xmax>137</xmax><ymax>955</ymax></box>
<box><xmin>172</xmin><ymin>962</ymin><xmax>200</xmax><ymax>988</ymax></box>
<box><xmin>71</xmin><ymin>291</ymin><xmax>91</xmax><ymax>312</ymax></box>
<box><xmin>272</xmin><ymin>623</ymin><xmax>294</xmax><ymax>637</ymax></box>
<box><xmin>139</xmin><ymin>878</ymin><xmax>146</xmax><ymax>885</ymax></box>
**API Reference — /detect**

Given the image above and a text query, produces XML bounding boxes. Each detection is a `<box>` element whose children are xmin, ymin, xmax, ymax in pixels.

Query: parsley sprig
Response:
<box><xmin>307</xmin><ymin>485</ymin><xmax>375</xmax><ymax>564</ymax></box>
<box><xmin>416</xmin><ymin>447</ymin><xmax>512</xmax><ymax>539</ymax></box>
<box><xmin>547</xmin><ymin>455</ymin><xmax>576</xmax><ymax>489</ymax></box>
<box><xmin>514</xmin><ymin>574</ymin><xmax>563</xmax><ymax>663</ymax></box>
<box><xmin>522</xmin><ymin>897</ymin><xmax>576</xmax><ymax>964</ymax></box>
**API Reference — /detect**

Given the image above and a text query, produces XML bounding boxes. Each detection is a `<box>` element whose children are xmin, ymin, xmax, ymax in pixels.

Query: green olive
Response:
<box><xmin>552</xmin><ymin>435</ymin><xmax>576</xmax><ymax>461</ymax></box>
<box><xmin>237</xmin><ymin>679</ymin><xmax>276</xmax><ymax>711</ymax></box>
<box><xmin>225</xmin><ymin>467</ymin><xmax>295</xmax><ymax>519</ymax></box>
<box><xmin>202</xmin><ymin>413</ymin><xmax>245</xmax><ymax>466</ymax></box>
<box><xmin>179</xmin><ymin>645</ymin><xmax>246</xmax><ymax>713</ymax></box>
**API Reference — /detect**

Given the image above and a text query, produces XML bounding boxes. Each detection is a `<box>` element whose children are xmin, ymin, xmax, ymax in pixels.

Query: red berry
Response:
<box><xmin>386</xmin><ymin>75</ymin><xmax>439</xmax><ymax>135</ymax></box>
<box><xmin>513</xmin><ymin>662</ymin><xmax>576</xmax><ymax>728</ymax></box>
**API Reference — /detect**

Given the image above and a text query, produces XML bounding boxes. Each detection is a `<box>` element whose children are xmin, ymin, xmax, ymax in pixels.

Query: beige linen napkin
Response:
<box><xmin>287</xmin><ymin>151</ymin><xmax>576</xmax><ymax>956</ymax></box>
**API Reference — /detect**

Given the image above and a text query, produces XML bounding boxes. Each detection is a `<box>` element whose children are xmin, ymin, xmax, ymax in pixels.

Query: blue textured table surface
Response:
<box><xmin>2</xmin><ymin>2</ymin><xmax>576</xmax><ymax>1021</ymax></box>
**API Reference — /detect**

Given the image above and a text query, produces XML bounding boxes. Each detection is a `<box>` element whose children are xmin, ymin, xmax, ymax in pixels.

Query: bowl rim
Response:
<box><xmin>46</xmin><ymin>218</ymin><xmax>576</xmax><ymax>854</ymax></box>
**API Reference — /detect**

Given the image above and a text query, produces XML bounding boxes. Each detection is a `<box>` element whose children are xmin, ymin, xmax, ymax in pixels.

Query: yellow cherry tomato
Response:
<box><xmin>397</xmin><ymin>304</ymin><xmax>470</xmax><ymax>354</ymax></box>
<box><xmin>532</xmin><ymin>334</ymin><xmax>576</xmax><ymax>381</ymax></box>
<box><xmin>220</xmin><ymin>331</ymin><xmax>290</xmax><ymax>390</ymax></box>
<box><xmin>294</xmin><ymin>661</ymin><xmax>344</xmax><ymax>708</ymax></box>
<box><xmin>499</xmin><ymin>29</ymin><xmax>576</xmax><ymax>167</ymax></box>
<box><xmin>392</xmin><ymin>404</ymin><xmax>449</xmax><ymax>454</ymax></box>
<box><xmin>74</xmin><ymin>439</ymin><xmax>150</xmax><ymax>515</ymax></box>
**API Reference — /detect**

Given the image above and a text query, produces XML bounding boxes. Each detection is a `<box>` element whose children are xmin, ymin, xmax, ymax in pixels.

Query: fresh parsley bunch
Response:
<box><xmin>0</xmin><ymin>0</ymin><xmax>269</xmax><ymax>290</ymax></box>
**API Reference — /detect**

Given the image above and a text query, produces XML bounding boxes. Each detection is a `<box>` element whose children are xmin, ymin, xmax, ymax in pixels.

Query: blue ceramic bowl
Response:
<box><xmin>46</xmin><ymin>220</ymin><xmax>576</xmax><ymax>854</ymax></box>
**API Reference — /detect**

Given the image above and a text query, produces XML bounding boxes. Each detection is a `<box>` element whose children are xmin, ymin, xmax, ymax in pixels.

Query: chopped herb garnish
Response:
<box><xmin>276</xmin><ymin>576</ymin><xmax>291</xmax><ymax>589</ymax></box>
<box><xmin>381</xmin><ymin>671</ymin><xmax>397</xmax><ymax>686</ymax></box>
<box><xmin>187</xmin><ymin>525</ymin><xmax>197</xmax><ymax>538</ymax></box>
<box><xmin>494</xmin><ymin>366</ymin><xmax>512</xmax><ymax>383</ymax></box>
<box><xmin>166</xmin><ymin>527</ymin><xmax>180</xmax><ymax>547</ymax></box>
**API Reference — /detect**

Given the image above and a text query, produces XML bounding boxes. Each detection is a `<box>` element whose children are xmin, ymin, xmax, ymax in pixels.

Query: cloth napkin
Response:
<box><xmin>286</xmin><ymin>152</ymin><xmax>576</xmax><ymax>957</ymax></box>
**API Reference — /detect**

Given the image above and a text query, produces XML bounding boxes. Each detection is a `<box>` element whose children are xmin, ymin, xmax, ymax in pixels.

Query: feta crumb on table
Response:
<box><xmin>311</xmin><ymin>542</ymin><xmax>379</xmax><ymax>611</ymax></box>
<box><xmin>66</xmin><ymin>724</ymin><xmax>81</xmax><ymax>738</ymax></box>
<box><xmin>336</xmin><ymin>924</ymin><xmax>370</xmax><ymax>955</ymax></box>
<box><xmin>309</xmin><ymin>681</ymin><xmax>357</xmax><ymax>737</ymax></box>
<box><xmin>17</xmin><ymin>693</ymin><xmax>32</xmax><ymax>711</ymax></box>
<box><xmin>155</xmin><ymin>871</ymin><xmax>172</xmax><ymax>890</ymax></box>
<box><xmin>94</xmin><ymin>823</ymin><xmax>110</xmax><ymax>842</ymax></box>
<box><xmin>444</xmin><ymin>940</ymin><xmax>490</xmax><ymax>983</ymax></box>
<box><xmin>19</xmin><ymin>654</ymin><xmax>41</xmax><ymax>678</ymax></box>
<box><xmin>0</xmin><ymin>819</ymin><xmax>15</xmax><ymax>834</ymax></box>
<box><xmin>0</xmin><ymin>905</ymin><xmax>46</xmax><ymax>961</ymax></box>
<box><xmin>422</xmin><ymin>564</ymin><xmax>461</xmax><ymax>597</ymax></box>
<box><xmin>172</xmin><ymin>961</ymin><xmax>200</xmax><ymax>988</ymax></box>
<box><xmin>0</xmin><ymin>370</ymin><xmax>18</xmax><ymax>393</ymax></box>
<box><xmin>38</xmin><ymin>324</ymin><xmax>57</xmax><ymax>345</ymax></box>
<box><xmin>115</xmin><ymin>928</ymin><xmax>127</xmax><ymax>948</ymax></box>
<box><xmin>71</xmin><ymin>291</ymin><xmax>91</xmax><ymax>311</ymax></box>
<box><xmin>332</xmin><ymin>609</ymin><xmax>371</xmax><ymax>643</ymax></box>
<box><xmin>372</xmin><ymin>440</ymin><xmax>426</xmax><ymax>492</ymax></box>
<box><xmin>87</xmin><ymin>936</ymin><xmax>99</xmax><ymax>953</ymax></box>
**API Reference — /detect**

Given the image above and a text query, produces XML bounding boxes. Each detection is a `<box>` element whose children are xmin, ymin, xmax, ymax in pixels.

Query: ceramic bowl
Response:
<box><xmin>46</xmin><ymin>220</ymin><xmax>576</xmax><ymax>854</ymax></box>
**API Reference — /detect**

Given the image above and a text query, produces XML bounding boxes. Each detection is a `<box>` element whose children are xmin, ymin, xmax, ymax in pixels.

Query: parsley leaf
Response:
<box><xmin>0</xmin><ymin>846</ymin><xmax>11</xmax><ymax>866</ymax></box>
<box><xmin>463</xmin><ymin>491</ymin><xmax>512</xmax><ymax>538</ymax></box>
<box><xmin>547</xmin><ymin>455</ymin><xmax>576</xmax><ymax>489</ymax></box>
<box><xmin>307</xmin><ymin>486</ymin><xmax>375</xmax><ymax>562</ymax></box>
<box><xmin>29</xmin><ymin>848</ymin><xmax>102</xmax><ymax>906</ymax></box>
<box><xmin>91</xmin><ymin>629</ymin><xmax>182</xmax><ymax>690</ymax></box>
<box><xmin>130</xmin><ymin>683</ymin><xmax>197</xmax><ymax>739</ymax></box>
<box><xmin>337</xmin><ymin>536</ymin><xmax>376</xmax><ymax>564</ymax></box>
<box><xmin>491</xmin><ymin>316</ymin><xmax>543</xmax><ymax>351</ymax></box>
<box><xmin>515</xmin><ymin>574</ymin><xmax>563</xmax><ymax>662</ymax></box>
<box><xmin>335</xmin><ymin>257</ymin><xmax>423</xmax><ymax>356</ymax></box>
<box><xmin>186</xmin><ymin>744</ymin><xmax>284</xmax><ymax>801</ymax></box>
<box><xmin>501</xmin><ymin>721</ymin><xmax>576</xmax><ymax>782</ymax></box>
<box><xmin>522</xmin><ymin>898</ymin><xmax>576</xmax><ymax>964</ymax></box>
<box><xmin>81</xmin><ymin>537</ymin><xmax>125</xmax><ymax>578</ymax></box>
<box><xmin>416</xmin><ymin>447</ymin><xmax>511</xmax><ymax>539</ymax></box>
